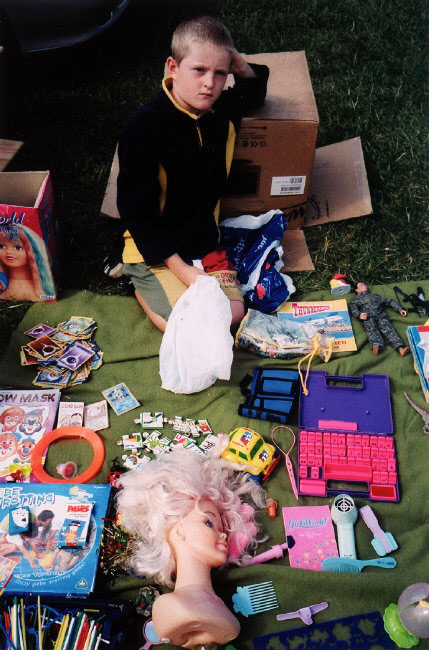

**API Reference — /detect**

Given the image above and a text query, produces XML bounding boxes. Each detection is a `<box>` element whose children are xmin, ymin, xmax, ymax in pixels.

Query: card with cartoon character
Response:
<box><xmin>102</xmin><ymin>383</ymin><xmax>140</xmax><ymax>415</ymax></box>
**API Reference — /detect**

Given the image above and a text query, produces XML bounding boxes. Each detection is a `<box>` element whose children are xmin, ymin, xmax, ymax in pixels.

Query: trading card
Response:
<box><xmin>20</xmin><ymin>347</ymin><xmax>40</xmax><ymax>366</ymax></box>
<box><xmin>24</xmin><ymin>323</ymin><xmax>57</xmax><ymax>339</ymax></box>
<box><xmin>68</xmin><ymin>364</ymin><xmax>90</xmax><ymax>386</ymax></box>
<box><xmin>33</xmin><ymin>369</ymin><xmax>73</xmax><ymax>388</ymax></box>
<box><xmin>57</xmin><ymin>316</ymin><xmax>95</xmax><ymax>337</ymax></box>
<box><xmin>26</xmin><ymin>335</ymin><xmax>64</xmax><ymax>360</ymax></box>
<box><xmin>51</xmin><ymin>330</ymin><xmax>77</xmax><ymax>344</ymax></box>
<box><xmin>84</xmin><ymin>400</ymin><xmax>109</xmax><ymax>431</ymax></box>
<box><xmin>102</xmin><ymin>383</ymin><xmax>140</xmax><ymax>416</ymax></box>
<box><xmin>56</xmin><ymin>342</ymin><xmax>95</xmax><ymax>371</ymax></box>
<box><xmin>57</xmin><ymin>401</ymin><xmax>85</xmax><ymax>428</ymax></box>
<box><xmin>88</xmin><ymin>351</ymin><xmax>104</xmax><ymax>371</ymax></box>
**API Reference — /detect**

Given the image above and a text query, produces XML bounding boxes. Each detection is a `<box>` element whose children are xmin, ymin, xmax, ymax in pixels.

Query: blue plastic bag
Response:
<box><xmin>219</xmin><ymin>210</ymin><xmax>295</xmax><ymax>313</ymax></box>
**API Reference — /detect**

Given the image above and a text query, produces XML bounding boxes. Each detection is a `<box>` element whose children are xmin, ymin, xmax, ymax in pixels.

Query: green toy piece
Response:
<box><xmin>383</xmin><ymin>604</ymin><xmax>419</xmax><ymax>648</ymax></box>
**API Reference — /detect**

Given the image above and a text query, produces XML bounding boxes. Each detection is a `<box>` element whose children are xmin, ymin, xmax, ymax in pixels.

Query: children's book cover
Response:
<box><xmin>407</xmin><ymin>324</ymin><xmax>429</xmax><ymax>403</ymax></box>
<box><xmin>277</xmin><ymin>299</ymin><xmax>357</xmax><ymax>352</ymax></box>
<box><xmin>283</xmin><ymin>505</ymin><xmax>339</xmax><ymax>571</ymax></box>
<box><xmin>0</xmin><ymin>389</ymin><xmax>60</xmax><ymax>482</ymax></box>
<box><xmin>0</xmin><ymin>483</ymin><xmax>111</xmax><ymax>596</ymax></box>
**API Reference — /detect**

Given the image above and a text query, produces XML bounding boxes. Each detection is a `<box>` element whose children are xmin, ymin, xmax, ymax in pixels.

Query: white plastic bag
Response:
<box><xmin>159</xmin><ymin>275</ymin><xmax>234</xmax><ymax>394</ymax></box>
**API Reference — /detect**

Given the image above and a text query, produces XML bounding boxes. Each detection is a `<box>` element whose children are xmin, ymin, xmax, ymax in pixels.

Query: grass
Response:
<box><xmin>0</xmin><ymin>0</ymin><xmax>427</xmax><ymax>354</ymax></box>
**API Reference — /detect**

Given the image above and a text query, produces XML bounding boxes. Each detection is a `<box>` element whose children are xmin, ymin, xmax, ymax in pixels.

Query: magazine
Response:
<box><xmin>0</xmin><ymin>389</ymin><xmax>60</xmax><ymax>482</ymax></box>
<box><xmin>277</xmin><ymin>299</ymin><xmax>357</xmax><ymax>352</ymax></box>
<box><xmin>0</xmin><ymin>483</ymin><xmax>111</xmax><ymax>595</ymax></box>
<box><xmin>407</xmin><ymin>324</ymin><xmax>429</xmax><ymax>403</ymax></box>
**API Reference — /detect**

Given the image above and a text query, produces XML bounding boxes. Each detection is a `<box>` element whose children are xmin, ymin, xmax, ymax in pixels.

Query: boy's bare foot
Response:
<box><xmin>372</xmin><ymin>345</ymin><xmax>380</xmax><ymax>356</ymax></box>
<box><xmin>398</xmin><ymin>346</ymin><xmax>410</xmax><ymax>357</ymax></box>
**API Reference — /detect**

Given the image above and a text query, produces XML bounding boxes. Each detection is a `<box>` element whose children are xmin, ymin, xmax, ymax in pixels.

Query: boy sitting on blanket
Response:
<box><xmin>115</xmin><ymin>16</ymin><xmax>269</xmax><ymax>332</ymax></box>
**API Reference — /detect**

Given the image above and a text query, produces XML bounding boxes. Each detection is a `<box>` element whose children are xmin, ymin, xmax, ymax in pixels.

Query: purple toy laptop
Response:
<box><xmin>298</xmin><ymin>371</ymin><xmax>399</xmax><ymax>502</ymax></box>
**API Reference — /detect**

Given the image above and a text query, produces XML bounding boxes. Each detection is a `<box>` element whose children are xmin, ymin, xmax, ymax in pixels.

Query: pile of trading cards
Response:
<box><xmin>20</xmin><ymin>316</ymin><xmax>103</xmax><ymax>388</ymax></box>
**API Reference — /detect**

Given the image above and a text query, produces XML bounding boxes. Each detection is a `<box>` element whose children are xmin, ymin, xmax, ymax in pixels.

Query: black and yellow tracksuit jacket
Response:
<box><xmin>117</xmin><ymin>63</ymin><xmax>269</xmax><ymax>266</ymax></box>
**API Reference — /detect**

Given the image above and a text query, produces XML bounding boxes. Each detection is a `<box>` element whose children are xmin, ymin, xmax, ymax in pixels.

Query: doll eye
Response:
<box><xmin>204</xmin><ymin>518</ymin><xmax>214</xmax><ymax>528</ymax></box>
<box><xmin>14</xmin><ymin>246</ymin><xmax>23</xmax><ymax>251</ymax></box>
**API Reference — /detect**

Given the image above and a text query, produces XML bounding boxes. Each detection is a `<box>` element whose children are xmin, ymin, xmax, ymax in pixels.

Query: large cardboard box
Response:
<box><xmin>221</xmin><ymin>52</ymin><xmax>319</xmax><ymax>228</ymax></box>
<box><xmin>0</xmin><ymin>171</ymin><xmax>60</xmax><ymax>301</ymax></box>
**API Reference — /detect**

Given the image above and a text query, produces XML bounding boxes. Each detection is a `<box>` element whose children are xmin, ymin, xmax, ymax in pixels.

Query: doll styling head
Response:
<box><xmin>116</xmin><ymin>446</ymin><xmax>266</xmax><ymax>588</ymax></box>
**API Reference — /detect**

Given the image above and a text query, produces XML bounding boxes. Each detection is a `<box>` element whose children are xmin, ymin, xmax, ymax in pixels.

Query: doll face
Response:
<box><xmin>173</xmin><ymin>499</ymin><xmax>228</xmax><ymax>568</ymax></box>
<box><xmin>0</xmin><ymin>239</ymin><xmax>27</xmax><ymax>268</ymax></box>
<box><xmin>356</xmin><ymin>282</ymin><xmax>368</xmax><ymax>294</ymax></box>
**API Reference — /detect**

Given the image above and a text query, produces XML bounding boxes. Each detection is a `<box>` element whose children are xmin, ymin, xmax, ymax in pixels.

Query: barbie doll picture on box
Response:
<box><xmin>116</xmin><ymin>445</ymin><xmax>266</xmax><ymax>648</ymax></box>
<box><xmin>0</xmin><ymin>225</ymin><xmax>56</xmax><ymax>302</ymax></box>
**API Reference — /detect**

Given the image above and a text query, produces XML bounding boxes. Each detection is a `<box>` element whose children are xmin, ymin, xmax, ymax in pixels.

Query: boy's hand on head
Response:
<box><xmin>230</xmin><ymin>50</ymin><xmax>256</xmax><ymax>78</ymax></box>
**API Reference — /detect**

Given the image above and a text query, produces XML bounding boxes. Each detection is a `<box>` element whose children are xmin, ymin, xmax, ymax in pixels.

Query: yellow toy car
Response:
<box><xmin>221</xmin><ymin>427</ymin><xmax>280</xmax><ymax>482</ymax></box>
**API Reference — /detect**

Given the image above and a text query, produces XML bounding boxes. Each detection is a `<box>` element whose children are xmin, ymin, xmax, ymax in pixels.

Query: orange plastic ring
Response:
<box><xmin>31</xmin><ymin>426</ymin><xmax>105</xmax><ymax>484</ymax></box>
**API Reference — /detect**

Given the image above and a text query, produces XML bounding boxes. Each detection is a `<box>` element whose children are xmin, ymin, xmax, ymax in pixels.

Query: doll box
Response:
<box><xmin>298</xmin><ymin>370</ymin><xmax>399</xmax><ymax>502</ymax></box>
<box><xmin>0</xmin><ymin>171</ymin><xmax>60</xmax><ymax>302</ymax></box>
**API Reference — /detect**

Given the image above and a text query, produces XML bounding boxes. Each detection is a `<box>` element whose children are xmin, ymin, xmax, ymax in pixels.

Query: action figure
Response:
<box><xmin>350</xmin><ymin>282</ymin><xmax>410</xmax><ymax>356</ymax></box>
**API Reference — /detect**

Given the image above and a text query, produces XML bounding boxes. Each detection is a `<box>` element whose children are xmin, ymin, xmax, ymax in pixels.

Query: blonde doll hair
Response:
<box><xmin>116</xmin><ymin>445</ymin><xmax>265</xmax><ymax>587</ymax></box>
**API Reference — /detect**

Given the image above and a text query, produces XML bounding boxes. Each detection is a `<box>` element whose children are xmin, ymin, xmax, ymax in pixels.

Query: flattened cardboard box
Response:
<box><xmin>0</xmin><ymin>171</ymin><xmax>60</xmax><ymax>301</ymax></box>
<box><xmin>221</xmin><ymin>51</ymin><xmax>319</xmax><ymax>228</ymax></box>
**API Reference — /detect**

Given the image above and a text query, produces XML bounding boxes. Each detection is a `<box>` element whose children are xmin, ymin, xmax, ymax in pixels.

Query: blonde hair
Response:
<box><xmin>116</xmin><ymin>444</ymin><xmax>265</xmax><ymax>587</ymax></box>
<box><xmin>171</xmin><ymin>16</ymin><xmax>235</xmax><ymax>64</ymax></box>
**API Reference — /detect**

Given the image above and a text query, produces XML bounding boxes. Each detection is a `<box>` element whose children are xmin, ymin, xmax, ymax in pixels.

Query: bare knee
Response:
<box><xmin>230</xmin><ymin>300</ymin><xmax>245</xmax><ymax>330</ymax></box>
<box><xmin>135</xmin><ymin>290</ymin><xmax>167</xmax><ymax>333</ymax></box>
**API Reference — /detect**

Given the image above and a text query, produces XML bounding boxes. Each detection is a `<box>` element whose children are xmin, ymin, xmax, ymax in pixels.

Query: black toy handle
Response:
<box><xmin>240</xmin><ymin>374</ymin><xmax>253</xmax><ymax>397</ymax></box>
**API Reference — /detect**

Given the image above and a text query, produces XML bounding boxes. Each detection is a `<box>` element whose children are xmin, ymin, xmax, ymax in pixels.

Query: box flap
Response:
<box><xmin>0</xmin><ymin>171</ymin><xmax>49</xmax><ymax>209</ymax></box>
<box><xmin>166</xmin><ymin>51</ymin><xmax>318</xmax><ymax>123</ymax></box>
<box><xmin>101</xmin><ymin>146</ymin><xmax>120</xmax><ymax>219</ymax></box>
<box><xmin>304</xmin><ymin>137</ymin><xmax>372</xmax><ymax>227</ymax></box>
<box><xmin>281</xmin><ymin>229</ymin><xmax>314</xmax><ymax>271</ymax></box>
<box><xmin>0</xmin><ymin>139</ymin><xmax>23</xmax><ymax>172</ymax></box>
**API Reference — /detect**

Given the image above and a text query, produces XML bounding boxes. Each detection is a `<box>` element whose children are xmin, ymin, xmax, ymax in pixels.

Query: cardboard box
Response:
<box><xmin>0</xmin><ymin>171</ymin><xmax>60</xmax><ymax>301</ymax></box>
<box><xmin>221</xmin><ymin>52</ymin><xmax>319</xmax><ymax>228</ymax></box>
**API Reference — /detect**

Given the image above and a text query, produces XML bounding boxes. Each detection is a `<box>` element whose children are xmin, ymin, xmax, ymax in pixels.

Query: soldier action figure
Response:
<box><xmin>350</xmin><ymin>282</ymin><xmax>410</xmax><ymax>356</ymax></box>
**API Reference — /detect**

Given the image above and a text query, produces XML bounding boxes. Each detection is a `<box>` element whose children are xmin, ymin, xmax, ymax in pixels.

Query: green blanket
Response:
<box><xmin>1</xmin><ymin>281</ymin><xmax>428</xmax><ymax>649</ymax></box>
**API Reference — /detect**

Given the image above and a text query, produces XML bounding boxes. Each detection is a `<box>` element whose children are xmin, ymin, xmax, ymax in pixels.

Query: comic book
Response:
<box><xmin>277</xmin><ymin>299</ymin><xmax>357</xmax><ymax>352</ymax></box>
<box><xmin>0</xmin><ymin>389</ymin><xmax>60</xmax><ymax>482</ymax></box>
<box><xmin>0</xmin><ymin>483</ymin><xmax>111</xmax><ymax>595</ymax></box>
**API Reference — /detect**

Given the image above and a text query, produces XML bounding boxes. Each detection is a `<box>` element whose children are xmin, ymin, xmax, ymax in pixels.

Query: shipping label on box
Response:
<box><xmin>0</xmin><ymin>171</ymin><xmax>60</xmax><ymax>302</ymax></box>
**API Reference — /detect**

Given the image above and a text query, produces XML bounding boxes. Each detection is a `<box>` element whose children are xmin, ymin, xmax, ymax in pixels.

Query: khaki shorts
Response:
<box><xmin>123</xmin><ymin>247</ymin><xmax>243</xmax><ymax>320</ymax></box>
